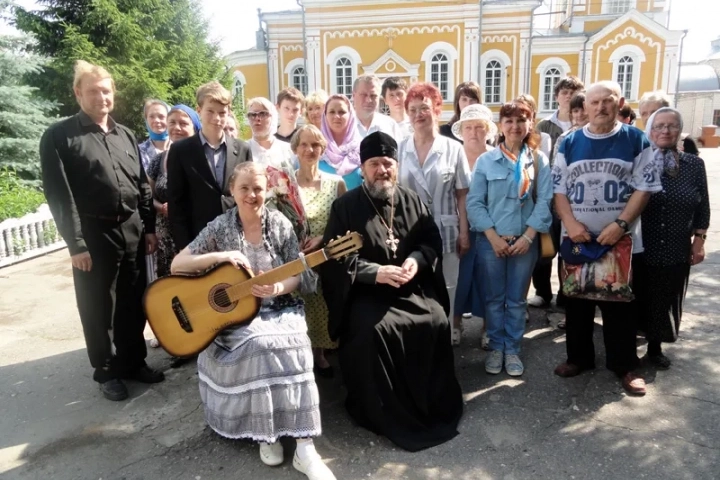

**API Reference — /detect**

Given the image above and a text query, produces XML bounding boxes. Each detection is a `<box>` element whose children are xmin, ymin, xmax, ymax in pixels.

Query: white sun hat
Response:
<box><xmin>451</xmin><ymin>104</ymin><xmax>498</xmax><ymax>141</ymax></box>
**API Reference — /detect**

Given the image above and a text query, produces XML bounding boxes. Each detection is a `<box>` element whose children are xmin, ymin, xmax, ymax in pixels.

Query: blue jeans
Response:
<box><xmin>477</xmin><ymin>234</ymin><xmax>539</xmax><ymax>355</ymax></box>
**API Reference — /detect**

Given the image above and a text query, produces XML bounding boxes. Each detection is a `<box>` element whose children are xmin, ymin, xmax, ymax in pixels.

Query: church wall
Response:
<box><xmin>233</xmin><ymin>64</ymin><xmax>269</xmax><ymax>101</ymax></box>
<box><xmin>591</xmin><ymin>20</ymin><xmax>665</xmax><ymax>101</ymax></box>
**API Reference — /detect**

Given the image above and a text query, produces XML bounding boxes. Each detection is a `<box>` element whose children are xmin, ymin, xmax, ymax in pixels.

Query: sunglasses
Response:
<box><xmin>246</xmin><ymin>111</ymin><xmax>270</xmax><ymax>120</ymax></box>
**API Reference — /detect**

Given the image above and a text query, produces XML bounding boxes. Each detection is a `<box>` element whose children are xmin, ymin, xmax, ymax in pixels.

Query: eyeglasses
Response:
<box><xmin>246</xmin><ymin>111</ymin><xmax>270</xmax><ymax>120</ymax></box>
<box><xmin>408</xmin><ymin>106</ymin><xmax>432</xmax><ymax>117</ymax></box>
<box><xmin>651</xmin><ymin>124</ymin><xmax>680</xmax><ymax>133</ymax></box>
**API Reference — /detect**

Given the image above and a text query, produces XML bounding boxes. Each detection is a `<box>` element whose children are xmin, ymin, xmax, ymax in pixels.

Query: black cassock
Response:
<box><xmin>321</xmin><ymin>185</ymin><xmax>463</xmax><ymax>452</ymax></box>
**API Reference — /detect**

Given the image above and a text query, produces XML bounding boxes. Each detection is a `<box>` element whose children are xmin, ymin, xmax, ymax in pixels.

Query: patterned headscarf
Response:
<box><xmin>168</xmin><ymin>104</ymin><xmax>202</xmax><ymax>133</ymax></box>
<box><xmin>320</xmin><ymin>95</ymin><xmax>362</xmax><ymax>176</ymax></box>
<box><xmin>644</xmin><ymin>106</ymin><xmax>684</xmax><ymax>176</ymax></box>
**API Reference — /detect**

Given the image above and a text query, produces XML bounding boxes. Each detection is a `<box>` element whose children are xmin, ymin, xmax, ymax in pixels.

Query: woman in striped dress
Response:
<box><xmin>171</xmin><ymin>162</ymin><xmax>335</xmax><ymax>480</ymax></box>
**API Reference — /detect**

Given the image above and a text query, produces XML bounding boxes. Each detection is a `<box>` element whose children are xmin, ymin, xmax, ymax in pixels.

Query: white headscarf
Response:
<box><xmin>644</xmin><ymin>106</ymin><xmax>684</xmax><ymax>175</ymax></box>
<box><xmin>248</xmin><ymin>97</ymin><xmax>279</xmax><ymax>138</ymax></box>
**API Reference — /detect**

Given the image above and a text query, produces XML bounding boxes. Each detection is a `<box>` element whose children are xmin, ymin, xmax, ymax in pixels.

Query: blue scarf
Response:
<box><xmin>144</xmin><ymin>101</ymin><xmax>170</xmax><ymax>141</ymax></box>
<box><xmin>169</xmin><ymin>104</ymin><xmax>202</xmax><ymax>133</ymax></box>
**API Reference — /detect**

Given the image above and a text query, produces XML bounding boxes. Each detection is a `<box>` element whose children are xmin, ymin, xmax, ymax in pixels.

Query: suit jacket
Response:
<box><xmin>167</xmin><ymin>133</ymin><xmax>252</xmax><ymax>250</ymax></box>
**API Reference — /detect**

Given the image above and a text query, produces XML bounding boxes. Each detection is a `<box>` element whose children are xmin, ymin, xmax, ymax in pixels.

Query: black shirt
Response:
<box><xmin>39</xmin><ymin>110</ymin><xmax>155</xmax><ymax>255</ymax></box>
<box><xmin>274</xmin><ymin>127</ymin><xmax>299</xmax><ymax>143</ymax></box>
<box><xmin>641</xmin><ymin>152</ymin><xmax>710</xmax><ymax>267</ymax></box>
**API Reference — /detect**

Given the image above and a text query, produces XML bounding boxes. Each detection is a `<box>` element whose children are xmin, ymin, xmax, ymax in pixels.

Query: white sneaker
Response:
<box><xmin>527</xmin><ymin>295</ymin><xmax>549</xmax><ymax>308</ymax></box>
<box><xmin>259</xmin><ymin>442</ymin><xmax>284</xmax><ymax>466</ymax></box>
<box><xmin>293</xmin><ymin>451</ymin><xmax>336</xmax><ymax>480</ymax></box>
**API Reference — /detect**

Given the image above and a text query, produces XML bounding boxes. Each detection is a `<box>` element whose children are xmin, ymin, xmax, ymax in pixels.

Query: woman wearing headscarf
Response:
<box><xmin>319</xmin><ymin>94</ymin><xmax>363</xmax><ymax>190</ymax></box>
<box><xmin>246</xmin><ymin>97</ymin><xmax>308</xmax><ymax>242</ymax></box>
<box><xmin>634</xmin><ymin>107</ymin><xmax>710</xmax><ymax>369</ymax></box>
<box><xmin>138</xmin><ymin>99</ymin><xmax>171</xmax><ymax>172</ymax></box>
<box><xmin>146</xmin><ymin>104</ymin><xmax>202</xmax><ymax>278</ymax></box>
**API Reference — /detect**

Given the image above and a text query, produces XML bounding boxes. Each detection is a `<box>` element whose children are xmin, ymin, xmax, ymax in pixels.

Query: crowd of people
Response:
<box><xmin>39</xmin><ymin>59</ymin><xmax>710</xmax><ymax>480</ymax></box>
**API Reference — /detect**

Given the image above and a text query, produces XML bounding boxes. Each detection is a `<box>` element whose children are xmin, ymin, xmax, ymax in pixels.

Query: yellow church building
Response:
<box><xmin>227</xmin><ymin>0</ymin><xmax>683</xmax><ymax>121</ymax></box>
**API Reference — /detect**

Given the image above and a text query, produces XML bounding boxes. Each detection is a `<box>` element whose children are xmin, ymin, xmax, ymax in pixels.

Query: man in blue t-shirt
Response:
<box><xmin>551</xmin><ymin>81</ymin><xmax>662</xmax><ymax>396</ymax></box>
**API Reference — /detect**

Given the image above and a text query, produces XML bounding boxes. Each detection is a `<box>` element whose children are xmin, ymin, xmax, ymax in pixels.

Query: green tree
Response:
<box><xmin>14</xmin><ymin>0</ymin><xmax>232</xmax><ymax>136</ymax></box>
<box><xmin>0</xmin><ymin>0</ymin><xmax>58</xmax><ymax>185</ymax></box>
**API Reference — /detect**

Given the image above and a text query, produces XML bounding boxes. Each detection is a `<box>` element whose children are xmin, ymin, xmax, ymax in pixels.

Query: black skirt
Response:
<box><xmin>633</xmin><ymin>256</ymin><xmax>690</xmax><ymax>343</ymax></box>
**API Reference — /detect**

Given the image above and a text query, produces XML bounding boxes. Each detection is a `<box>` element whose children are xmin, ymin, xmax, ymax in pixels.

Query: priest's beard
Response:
<box><xmin>365</xmin><ymin>178</ymin><xmax>396</xmax><ymax>201</ymax></box>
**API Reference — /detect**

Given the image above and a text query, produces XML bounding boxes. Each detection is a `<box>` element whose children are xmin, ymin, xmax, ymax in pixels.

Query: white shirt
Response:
<box><xmin>249</xmin><ymin>137</ymin><xmax>293</xmax><ymax>169</ymax></box>
<box><xmin>397</xmin><ymin>135</ymin><xmax>472</xmax><ymax>254</ymax></box>
<box><xmin>356</xmin><ymin>113</ymin><xmax>402</xmax><ymax>141</ymax></box>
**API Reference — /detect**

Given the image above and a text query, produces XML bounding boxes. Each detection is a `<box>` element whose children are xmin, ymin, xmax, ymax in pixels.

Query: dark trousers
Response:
<box><xmin>565</xmin><ymin>297</ymin><xmax>639</xmax><ymax>376</ymax></box>
<box><xmin>72</xmin><ymin>212</ymin><xmax>148</xmax><ymax>382</ymax></box>
<box><xmin>531</xmin><ymin>215</ymin><xmax>565</xmax><ymax>303</ymax></box>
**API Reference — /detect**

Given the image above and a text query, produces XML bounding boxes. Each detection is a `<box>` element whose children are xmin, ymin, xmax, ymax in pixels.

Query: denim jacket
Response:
<box><xmin>467</xmin><ymin>147</ymin><xmax>553</xmax><ymax>236</ymax></box>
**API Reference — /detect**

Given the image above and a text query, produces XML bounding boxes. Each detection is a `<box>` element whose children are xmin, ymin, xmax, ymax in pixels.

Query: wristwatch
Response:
<box><xmin>614</xmin><ymin>219</ymin><xmax>630</xmax><ymax>232</ymax></box>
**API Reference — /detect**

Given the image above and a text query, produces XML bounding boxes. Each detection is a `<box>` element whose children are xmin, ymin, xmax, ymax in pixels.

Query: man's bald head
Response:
<box><xmin>584</xmin><ymin>82</ymin><xmax>624</xmax><ymax>132</ymax></box>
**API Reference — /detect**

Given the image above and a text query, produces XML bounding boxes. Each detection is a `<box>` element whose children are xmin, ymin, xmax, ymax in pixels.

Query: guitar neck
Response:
<box><xmin>226</xmin><ymin>249</ymin><xmax>328</xmax><ymax>301</ymax></box>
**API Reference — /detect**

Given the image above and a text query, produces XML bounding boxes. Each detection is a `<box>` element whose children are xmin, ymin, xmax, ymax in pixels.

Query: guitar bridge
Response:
<box><xmin>172</xmin><ymin>296</ymin><xmax>193</xmax><ymax>333</ymax></box>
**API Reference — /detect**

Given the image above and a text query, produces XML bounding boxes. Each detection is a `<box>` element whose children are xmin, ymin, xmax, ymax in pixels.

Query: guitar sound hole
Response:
<box><xmin>209</xmin><ymin>283</ymin><xmax>237</xmax><ymax>313</ymax></box>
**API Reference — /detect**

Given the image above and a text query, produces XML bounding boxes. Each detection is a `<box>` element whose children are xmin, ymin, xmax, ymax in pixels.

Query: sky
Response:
<box><xmin>2</xmin><ymin>0</ymin><xmax>718</xmax><ymax>61</ymax></box>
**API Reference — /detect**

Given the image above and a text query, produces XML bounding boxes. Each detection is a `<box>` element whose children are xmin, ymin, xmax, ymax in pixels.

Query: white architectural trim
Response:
<box><xmin>362</xmin><ymin>49</ymin><xmax>420</xmax><ymax>79</ymax></box>
<box><xmin>535</xmin><ymin>57</ymin><xmax>572</xmax><ymax>76</ymax></box>
<box><xmin>326</xmin><ymin>46</ymin><xmax>361</xmax><ymax>96</ymax></box>
<box><xmin>480</xmin><ymin>49</ymin><xmax>512</xmax><ymax>105</ymax></box>
<box><xmin>284</xmin><ymin>57</ymin><xmax>305</xmax><ymax>76</ymax></box>
<box><xmin>421</xmin><ymin>41</ymin><xmax>459</xmax><ymax>102</ymax></box>
<box><xmin>610</xmin><ymin>45</ymin><xmax>645</xmax><ymax>101</ymax></box>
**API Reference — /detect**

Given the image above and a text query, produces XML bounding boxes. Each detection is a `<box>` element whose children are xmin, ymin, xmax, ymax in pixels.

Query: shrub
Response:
<box><xmin>0</xmin><ymin>167</ymin><xmax>46</xmax><ymax>222</ymax></box>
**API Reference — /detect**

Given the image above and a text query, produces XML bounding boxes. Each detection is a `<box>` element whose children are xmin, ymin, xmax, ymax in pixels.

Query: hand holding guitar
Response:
<box><xmin>251</xmin><ymin>275</ymin><xmax>285</xmax><ymax>299</ymax></box>
<box><xmin>218</xmin><ymin>250</ymin><xmax>252</xmax><ymax>271</ymax></box>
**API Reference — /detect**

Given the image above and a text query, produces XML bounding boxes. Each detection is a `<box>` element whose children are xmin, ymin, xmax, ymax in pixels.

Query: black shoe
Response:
<box><xmin>122</xmin><ymin>365</ymin><xmax>165</xmax><ymax>383</ymax></box>
<box><xmin>99</xmin><ymin>378</ymin><xmax>129</xmax><ymax>401</ymax></box>
<box><xmin>645</xmin><ymin>353</ymin><xmax>671</xmax><ymax>370</ymax></box>
<box><xmin>313</xmin><ymin>365</ymin><xmax>334</xmax><ymax>379</ymax></box>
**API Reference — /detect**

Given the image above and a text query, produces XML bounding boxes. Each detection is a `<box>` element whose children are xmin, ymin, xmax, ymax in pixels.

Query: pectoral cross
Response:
<box><xmin>386</xmin><ymin>230</ymin><xmax>399</xmax><ymax>259</ymax></box>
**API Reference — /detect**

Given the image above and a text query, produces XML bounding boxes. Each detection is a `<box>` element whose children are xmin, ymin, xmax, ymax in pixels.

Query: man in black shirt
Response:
<box><xmin>40</xmin><ymin>60</ymin><xmax>164</xmax><ymax>401</ymax></box>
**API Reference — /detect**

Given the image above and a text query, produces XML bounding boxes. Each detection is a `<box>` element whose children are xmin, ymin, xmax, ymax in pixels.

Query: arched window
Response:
<box><xmin>430</xmin><ymin>53</ymin><xmax>450</xmax><ymax>100</ymax></box>
<box><xmin>541</xmin><ymin>67</ymin><xmax>562</xmax><ymax>111</ymax></box>
<box><xmin>232</xmin><ymin>71</ymin><xmax>246</xmax><ymax>107</ymax></box>
<box><xmin>335</xmin><ymin>57</ymin><xmax>353</xmax><ymax>96</ymax></box>
<box><xmin>292</xmin><ymin>66</ymin><xmax>307</xmax><ymax>95</ymax></box>
<box><xmin>484</xmin><ymin>60</ymin><xmax>503</xmax><ymax>104</ymax></box>
<box><xmin>616</xmin><ymin>56</ymin><xmax>634</xmax><ymax>100</ymax></box>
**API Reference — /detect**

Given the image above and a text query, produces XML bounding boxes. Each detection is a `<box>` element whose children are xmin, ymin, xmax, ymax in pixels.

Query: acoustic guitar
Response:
<box><xmin>143</xmin><ymin>232</ymin><xmax>363</xmax><ymax>357</ymax></box>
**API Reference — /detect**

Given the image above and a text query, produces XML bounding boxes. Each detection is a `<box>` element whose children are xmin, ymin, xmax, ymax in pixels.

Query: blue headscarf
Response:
<box><xmin>144</xmin><ymin>100</ymin><xmax>170</xmax><ymax>141</ymax></box>
<box><xmin>169</xmin><ymin>104</ymin><xmax>202</xmax><ymax>133</ymax></box>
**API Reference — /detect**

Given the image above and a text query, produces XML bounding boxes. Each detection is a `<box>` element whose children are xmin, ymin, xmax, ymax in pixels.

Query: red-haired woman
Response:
<box><xmin>397</xmin><ymin>82</ymin><xmax>472</xmax><ymax>345</ymax></box>
<box><xmin>466</xmin><ymin>102</ymin><xmax>552</xmax><ymax>377</ymax></box>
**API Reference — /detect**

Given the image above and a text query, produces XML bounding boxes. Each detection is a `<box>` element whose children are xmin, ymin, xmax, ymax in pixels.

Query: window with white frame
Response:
<box><xmin>541</xmin><ymin>67</ymin><xmax>562</xmax><ymax>111</ymax></box>
<box><xmin>604</xmin><ymin>0</ymin><xmax>633</xmax><ymax>15</ymax></box>
<box><xmin>291</xmin><ymin>66</ymin><xmax>307</xmax><ymax>95</ymax></box>
<box><xmin>484</xmin><ymin>60</ymin><xmax>503</xmax><ymax>104</ymax></box>
<box><xmin>616</xmin><ymin>56</ymin><xmax>634</xmax><ymax>100</ymax></box>
<box><xmin>421</xmin><ymin>42</ymin><xmax>458</xmax><ymax>103</ymax></box>
<box><xmin>430</xmin><ymin>53</ymin><xmax>450</xmax><ymax>100</ymax></box>
<box><xmin>232</xmin><ymin>72</ymin><xmax>245</xmax><ymax>106</ymax></box>
<box><xmin>609</xmin><ymin>46</ymin><xmax>645</xmax><ymax>101</ymax></box>
<box><xmin>335</xmin><ymin>57</ymin><xmax>353</xmax><ymax>96</ymax></box>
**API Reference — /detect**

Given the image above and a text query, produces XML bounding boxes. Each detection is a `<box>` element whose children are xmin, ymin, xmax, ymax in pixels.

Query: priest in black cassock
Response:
<box><xmin>321</xmin><ymin>131</ymin><xmax>463</xmax><ymax>452</ymax></box>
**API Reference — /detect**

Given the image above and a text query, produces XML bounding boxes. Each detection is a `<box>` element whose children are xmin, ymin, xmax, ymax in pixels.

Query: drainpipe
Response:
<box><xmin>580</xmin><ymin>34</ymin><xmax>590</xmax><ymax>83</ymax></box>
<box><xmin>297</xmin><ymin>0</ymin><xmax>309</xmax><ymax>92</ymax></box>
<box><xmin>259</xmin><ymin>9</ymin><xmax>271</xmax><ymax>99</ymax></box>
<box><xmin>477</xmin><ymin>0</ymin><xmax>484</xmax><ymax>83</ymax></box>
<box><xmin>674</xmin><ymin>30</ymin><xmax>688</xmax><ymax>108</ymax></box>
<box><xmin>524</xmin><ymin>0</ymin><xmax>545</xmax><ymax>94</ymax></box>
<box><xmin>567</xmin><ymin>0</ymin><xmax>574</xmax><ymax>30</ymax></box>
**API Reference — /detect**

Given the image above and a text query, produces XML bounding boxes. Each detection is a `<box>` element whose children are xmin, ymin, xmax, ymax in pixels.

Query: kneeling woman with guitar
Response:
<box><xmin>170</xmin><ymin>162</ymin><xmax>336</xmax><ymax>480</ymax></box>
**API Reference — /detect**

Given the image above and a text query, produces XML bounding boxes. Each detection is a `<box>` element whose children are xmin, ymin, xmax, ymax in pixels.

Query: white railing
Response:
<box><xmin>0</xmin><ymin>204</ymin><xmax>66</xmax><ymax>268</ymax></box>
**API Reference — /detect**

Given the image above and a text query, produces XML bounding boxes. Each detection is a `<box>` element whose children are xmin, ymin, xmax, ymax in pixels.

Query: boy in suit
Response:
<box><xmin>167</xmin><ymin>81</ymin><xmax>253</xmax><ymax>250</ymax></box>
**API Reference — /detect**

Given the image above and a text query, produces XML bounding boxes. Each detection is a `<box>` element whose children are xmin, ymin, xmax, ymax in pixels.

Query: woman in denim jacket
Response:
<box><xmin>467</xmin><ymin>102</ymin><xmax>553</xmax><ymax>377</ymax></box>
